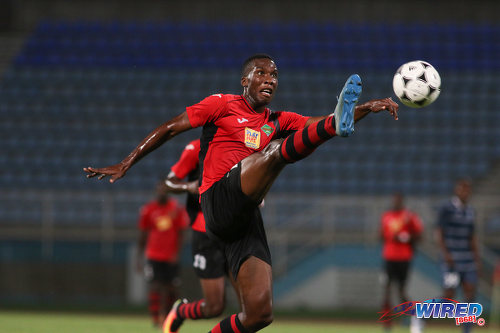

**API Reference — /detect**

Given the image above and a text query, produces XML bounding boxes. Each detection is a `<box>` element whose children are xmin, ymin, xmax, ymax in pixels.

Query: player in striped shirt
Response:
<box><xmin>436</xmin><ymin>178</ymin><xmax>480</xmax><ymax>333</ymax></box>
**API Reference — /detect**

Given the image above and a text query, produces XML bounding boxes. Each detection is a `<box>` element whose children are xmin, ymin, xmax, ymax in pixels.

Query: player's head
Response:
<box><xmin>156</xmin><ymin>179</ymin><xmax>169</xmax><ymax>204</ymax></box>
<box><xmin>392</xmin><ymin>192</ymin><xmax>404</xmax><ymax>210</ymax></box>
<box><xmin>241</xmin><ymin>54</ymin><xmax>278</xmax><ymax>110</ymax></box>
<box><xmin>454</xmin><ymin>178</ymin><xmax>471</xmax><ymax>204</ymax></box>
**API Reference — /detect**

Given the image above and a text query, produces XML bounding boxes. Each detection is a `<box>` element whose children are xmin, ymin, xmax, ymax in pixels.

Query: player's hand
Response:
<box><xmin>396</xmin><ymin>231</ymin><xmax>411</xmax><ymax>243</ymax></box>
<box><xmin>362</xmin><ymin>97</ymin><xmax>399</xmax><ymax>120</ymax></box>
<box><xmin>83</xmin><ymin>163</ymin><xmax>128</xmax><ymax>183</ymax></box>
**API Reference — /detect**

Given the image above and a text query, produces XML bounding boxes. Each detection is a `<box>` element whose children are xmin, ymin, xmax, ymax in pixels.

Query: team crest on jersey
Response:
<box><xmin>261</xmin><ymin>124</ymin><xmax>274</xmax><ymax>137</ymax></box>
<box><xmin>156</xmin><ymin>216</ymin><xmax>172</xmax><ymax>231</ymax></box>
<box><xmin>244</xmin><ymin>127</ymin><xmax>260</xmax><ymax>149</ymax></box>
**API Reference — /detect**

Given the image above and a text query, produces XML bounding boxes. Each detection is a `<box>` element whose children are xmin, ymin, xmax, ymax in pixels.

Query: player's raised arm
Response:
<box><xmin>305</xmin><ymin>97</ymin><xmax>399</xmax><ymax>126</ymax></box>
<box><xmin>84</xmin><ymin>112</ymin><xmax>192</xmax><ymax>183</ymax></box>
<box><xmin>354</xmin><ymin>97</ymin><xmax>399</xmax><ymax>122</ymax></box>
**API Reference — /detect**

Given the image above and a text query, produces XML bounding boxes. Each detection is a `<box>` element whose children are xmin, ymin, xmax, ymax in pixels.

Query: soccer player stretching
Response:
<box><xmin>85</xmin><ymin>54</ymin><xmax>398</xmax><ymax>332</ymax></box>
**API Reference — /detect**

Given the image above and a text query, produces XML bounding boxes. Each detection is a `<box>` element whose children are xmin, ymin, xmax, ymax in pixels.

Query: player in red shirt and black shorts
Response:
<box><xmin>380</xmin><ymin>192</ymin><xmax>423</xmax><ymax>330</ymax></box>
<box><xmin>137</xmin><ymin>181</ymin><xmax>188</xmax><ymax>327</ymax></box>
<box><xmin>85</xmin><ymin>54</ymin><xmax>399</xmax><ymax>332</ymax></box>
<box><xmin>164</xmin><ymin>139</ymin><xmax>235</xmax><ymax>332</ymax></box>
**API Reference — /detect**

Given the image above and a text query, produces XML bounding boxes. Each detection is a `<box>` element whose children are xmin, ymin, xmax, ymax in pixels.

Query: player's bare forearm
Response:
<box><xmin>355</xmin><ymin>98</ymin><xmax>399</xmax><ymax>122</ymax></box>
<box><xmin>84</xmin><ymin>112</ymin><xmax>192</xmax><ymax>183</ymax></box>
<box><xmin>305</xmin><ymin>97</ymin><xmax>399</xmax><ymax>126</ymax></box>
<box><xmin>165</xmin><ymin>173</ymin><xmax>199</xmax><ymax>195</ymax></box>
<box><xmin>436</xmin><ymin>228</ymin><xmax>454</xmax><ymax>266</ymax></box>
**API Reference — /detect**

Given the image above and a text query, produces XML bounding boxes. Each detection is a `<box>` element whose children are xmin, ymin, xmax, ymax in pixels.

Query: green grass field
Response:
<box><xmin>0</xmin><ymin>311</ymin><xmax>497</xmax><ymax>333</ymax></box>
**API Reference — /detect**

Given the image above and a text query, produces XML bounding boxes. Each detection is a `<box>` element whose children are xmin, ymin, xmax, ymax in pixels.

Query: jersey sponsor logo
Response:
<box><xmin>261</xmin><ymin>124</ymin><xmax>274</xmax><ymax>136</ymax></box>
<box><xmin>237</xmin><ymin>117</ymin><xmax>249</xmax><ymax>124</ymax></box>
<box><xmin>244</xmin><ymin>127</ymin><xmax>260</xmax><ymax>149</ymax></box>
<box><xmin>155</xmin><ymin>216</ymin><xmax>172</xmax><ymax>231</ymax></box>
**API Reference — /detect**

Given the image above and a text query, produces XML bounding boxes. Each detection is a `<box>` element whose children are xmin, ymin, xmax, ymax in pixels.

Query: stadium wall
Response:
<box><xmin>3</xmin><ymin>0</ymin><xmax>500</xmax><ymax>32</ymax></box>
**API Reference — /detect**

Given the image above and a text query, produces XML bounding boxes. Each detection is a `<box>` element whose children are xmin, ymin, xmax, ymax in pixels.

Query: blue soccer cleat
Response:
<box><xmin>334</xmin><ymin>74</ymin><xmax>362</xmax><ymax>137</ymax></box>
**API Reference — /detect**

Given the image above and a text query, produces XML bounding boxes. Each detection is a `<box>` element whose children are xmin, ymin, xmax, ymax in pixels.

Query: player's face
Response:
<box><xmin>393</xmin><ymin>193</ymin><xmax>404</xmax><ymax>210</ymax></box>
<box><xmin>156</xmin><ymin>182</ymin><xmax>168</xmax><ymax>202</ymax></box>
<box><xmin>455</xmin><ymin>181</ymin><xmax>471</xmax><ymax>203</ymax></box>
<box><xmin>241</xmin><ymin>58</ymin><xmax>278</xmax><ymax>110</ymax></box>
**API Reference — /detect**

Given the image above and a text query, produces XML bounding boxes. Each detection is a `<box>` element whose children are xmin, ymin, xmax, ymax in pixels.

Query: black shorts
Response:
<box><xmin>201</xmin><ymin>162</ymin><xmax>271</xmax><ymax>279</ymax></box>
<box><xmin>191</xmin><ymin>230</ymin><xmax>227</xmax><ymax>279</ymax></box>
<box><xmin>144</xmin><ymin>260</ymin><xmax>179</xmax><ymax>284</ymax></box>
<box><xmin>384</xmin><ymin>260</ymin><xmax>410</xmax><ymax>285</ymax></box>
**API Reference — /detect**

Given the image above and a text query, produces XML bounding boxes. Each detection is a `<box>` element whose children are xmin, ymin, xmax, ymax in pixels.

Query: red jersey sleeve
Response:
<box><xmin>410</xmin><ymin>212</ymin><xmax>424</xmax><ymax>235</ymax></box>
<box><xmin>186</xmin><ymin>94</ymin><xmax>228</xmax><ymax>128</ymax></box>
<box><xmin>275</xmin><ymin>111</ymin><xmax>310</xmax><ymax>131</ymax></box>
<box><xmin>170</xmin><ymin>139</ymin><xmax>200</xmax><ymax>179</ymax></box>
<box><xmin>138</xmin><ymin>204</ymin><xmax>151</xmax><ymax>231</ymax></box>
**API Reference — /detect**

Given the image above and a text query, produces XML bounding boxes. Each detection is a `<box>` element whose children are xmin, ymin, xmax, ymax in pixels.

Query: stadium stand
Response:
<box><xmin>1</xmin><ymin>21</ymin><xmax>498</xmax><ymax>195</ymax></box>
<box><xmin>0</xmin><ymin>19</ymin><xmax>498</xmax><ymax>309</ymax></box>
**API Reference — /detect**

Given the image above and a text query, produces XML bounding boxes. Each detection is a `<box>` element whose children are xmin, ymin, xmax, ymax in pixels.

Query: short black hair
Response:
<box><xmin>241</xmin><ymin>53</ymin><xmax>274</xmax><ymax>77</ymax></box>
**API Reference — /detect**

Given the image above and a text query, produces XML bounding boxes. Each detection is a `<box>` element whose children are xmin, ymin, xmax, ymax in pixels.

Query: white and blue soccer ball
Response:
<box><xmin>393</xmin><ymin>60</ymin><xmax>441</xmax><ymax>108</ymax></box>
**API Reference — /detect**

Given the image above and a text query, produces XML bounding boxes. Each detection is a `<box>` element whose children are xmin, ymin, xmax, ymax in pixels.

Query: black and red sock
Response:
<box><xmin>280</xmin><ymin>116</ymin><xmax>336</xmax><ymax>163</ymax></box>
<box><xmin>209</xmin><ymin>314</ymin><xmax>249</xmax><ymax>333</ymax></box>
<box><xmin>177</xmin><ymin>299</ymin><xmax>205</xmax><ymax>320</ymax></box>
<box><xmin>148</xmin><ymin>291</ymin><xmax>160</xmax><ymax>325</ymax></box>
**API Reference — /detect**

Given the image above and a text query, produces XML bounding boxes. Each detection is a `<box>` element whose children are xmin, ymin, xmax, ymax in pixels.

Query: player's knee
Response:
<box><xmin>262</xmin><ymin>139</ymin><xmax>285</xmax><ymax>166</ymax></box>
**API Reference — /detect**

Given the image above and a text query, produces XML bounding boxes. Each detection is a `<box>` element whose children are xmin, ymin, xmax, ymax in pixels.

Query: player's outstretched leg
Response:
<box><xmin>240</xmin><ymin>74</ymin><xmax>362</xmax><ymax>203</ymax></box>
<box><xmin>334</xmin><ymin>74</ymin><xmax>362</xmax><ymax>137</ymax></box>
<box><xmin>280</xmin><ymin>74</ymin><xmax>362</xmax><ymax>163</ymax></box>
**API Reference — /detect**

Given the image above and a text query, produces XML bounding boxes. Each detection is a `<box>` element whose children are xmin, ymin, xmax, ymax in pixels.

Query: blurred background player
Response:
<box><xmin>380</xmin><ymin>192</ymin><xmax>423</xmax><ymax>331</ymax></box>
<box><xmin>163</xmin><ymin>139</ymin><xmax>237</xmax><ymax>332</ymax></box>
<box><xmin>137</xmin><ymin>181</ymin><xmax>188</xmax><ymax>327</ymax></box>
<box><xmin>436</xmin><ymin>178</ymin><xmax>481</xmax><ymax>333</ymax></box>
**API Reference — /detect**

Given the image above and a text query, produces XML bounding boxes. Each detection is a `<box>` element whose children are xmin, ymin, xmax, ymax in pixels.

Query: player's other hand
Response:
<box><xmin>83</xmin><ymin>163</ymin><xmax>128</xmax><ymax>183</ymax></box>
<box><xmin>363</xmin><ymin>97</ymin><xmax>399</xmax><ymax>120</ymax></box>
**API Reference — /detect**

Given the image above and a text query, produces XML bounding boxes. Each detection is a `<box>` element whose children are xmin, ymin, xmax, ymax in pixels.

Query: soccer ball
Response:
<box><xmin>392</xmin><ymin>60</ymin><xmax>441</xmax><ymax>108</ymax></box>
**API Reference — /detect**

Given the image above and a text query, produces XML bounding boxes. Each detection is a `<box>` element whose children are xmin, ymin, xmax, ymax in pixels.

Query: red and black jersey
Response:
<box><xmin>186</xmin><ymin>94</ymin><xmax>309</xmax><ymax>194</ymax></box>
<box><xmin>138</xmin><ymin>199</ymin><xmax>188</xmax><ymax>262</ymax></box>
<box><xmin>381</xmin><ymin>209</ymin><xmax>423</xmax><ymax>261</ymax></box>
<box><xmin>170</xmin><ymin>139</ymin><xmax>205</xmax><ymax>232</ymax></box>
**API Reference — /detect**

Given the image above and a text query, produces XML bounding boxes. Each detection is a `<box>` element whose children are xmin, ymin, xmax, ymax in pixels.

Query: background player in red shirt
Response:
<box><xmin>86</xmin><ymin>54</ymin><xmax>399</xmax><ymax>332</ymax></box>
<box><xmin>380</xmin><ymin>192</ymin><xmax>423</xmax><ymax>330</ymax></box>
<box><xmin>137</xmin><ymin>181</ymin><xmax>188</xmax><ymax>327</ymax></box>
<box><xmin>163</xmin><ymin>139</ymin><xmax>237</xmax><ymax>332</ymax></box>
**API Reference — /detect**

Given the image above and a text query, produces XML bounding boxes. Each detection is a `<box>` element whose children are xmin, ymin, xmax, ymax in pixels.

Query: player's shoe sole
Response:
<box><xmin>163</xmin><ymin>299</ymin><xmax>186</xmax><ymax>333</ymax></box>
<box><xmin>334</xmin><ymin>74</ymin><xmax>362</xmax><ymax>137</ymax></box>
